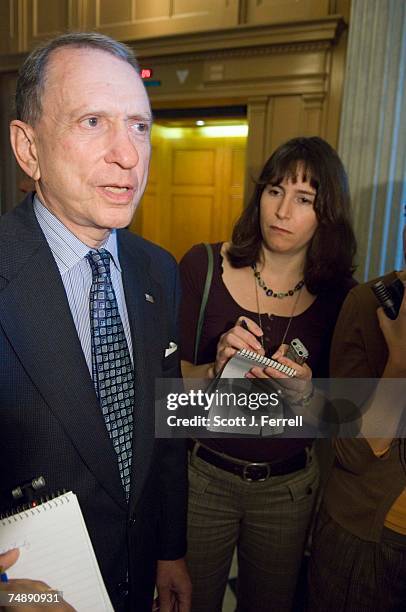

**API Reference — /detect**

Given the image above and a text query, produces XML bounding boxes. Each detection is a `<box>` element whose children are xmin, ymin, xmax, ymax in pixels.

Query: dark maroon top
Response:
<box><xmin>179</xmin><ymin>242</ymin><xmax>356</xmax><ymax>461</ymax></box>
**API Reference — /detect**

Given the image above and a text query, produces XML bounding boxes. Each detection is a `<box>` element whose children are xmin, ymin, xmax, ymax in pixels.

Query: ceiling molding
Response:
<box><xmin>0</xmin><ymin>16</ymin><xmax>345</xmax><ymax>73</ymax></box>
<box><xmin>132</xmin><ymin>16</ymin><xmax>345</xmax><ymax>60</ymax></box>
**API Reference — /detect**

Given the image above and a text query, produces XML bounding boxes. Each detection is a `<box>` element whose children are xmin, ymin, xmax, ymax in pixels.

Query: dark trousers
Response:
<box><xmin>307</xmin><ymin>507</ymin><xmax>406</xmax><ymax>612</ymax></box>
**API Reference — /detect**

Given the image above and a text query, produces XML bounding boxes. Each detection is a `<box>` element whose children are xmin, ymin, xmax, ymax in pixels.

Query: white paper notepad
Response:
<box><xmin>0</xmin><ymin>492</ymin><xmax>113</xmax><ymax>612</ymax></box>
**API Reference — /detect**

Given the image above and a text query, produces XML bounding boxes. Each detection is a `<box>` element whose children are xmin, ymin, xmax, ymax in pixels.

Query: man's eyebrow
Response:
<box><xmin>69</xmin><ymin>109</ymin><xmax>153</xmax><ymax>122</ymax></box>
<box><xmin>127</xmin><ymin>113</ymin><xmax>153</xmax><ymax>123</ymax></box>
<box><xmin>69</xmin><ymin>107</ymin><xmax>104</xmax><ymax>118</ymax></box>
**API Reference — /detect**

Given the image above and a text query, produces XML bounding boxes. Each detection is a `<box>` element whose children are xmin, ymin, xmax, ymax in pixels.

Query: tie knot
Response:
<box><xmin>86</xmin><ymin>249</ymin><xmax>111</xmax><ymax>278</ymax></box>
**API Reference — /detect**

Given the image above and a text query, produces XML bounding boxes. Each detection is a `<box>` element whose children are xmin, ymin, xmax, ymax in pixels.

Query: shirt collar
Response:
<box><xmin>33</xmin><ymin>195</ymin><xmax>122</xmax><ymax>274</ymax></box>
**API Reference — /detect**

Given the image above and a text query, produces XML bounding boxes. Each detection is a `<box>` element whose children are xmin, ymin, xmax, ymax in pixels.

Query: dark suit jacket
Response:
<box><xmin>0</xmin><ymin>194</ymin><xmax>187</xmax><ymax>611</ymax></box>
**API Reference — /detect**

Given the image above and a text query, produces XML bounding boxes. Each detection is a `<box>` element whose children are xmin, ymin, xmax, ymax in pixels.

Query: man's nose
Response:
<box><xmin>276</xmin><ymin>195</ymin><xmax>292</xmax><ymax>219</ymax></box>
<box><xmin>105</xmin><ymin>125</ymin><xmax>139</xmax><ymax>169</ymax></box>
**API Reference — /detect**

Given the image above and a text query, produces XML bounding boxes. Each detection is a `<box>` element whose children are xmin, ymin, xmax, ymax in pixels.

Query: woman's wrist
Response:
<box><xmin>386</xmin><ymin>354</ymin><xmax>406</xmax><ymax>376</ymax></box>
<box><xmin>207</xmin><ymin>363</ymin><xmax>216</xmax><ymax>379</ymax></box>
<box><xmin>289</xmin><ymin>383</ymin><xmax>314</xmax><ymax>407</ymax></box>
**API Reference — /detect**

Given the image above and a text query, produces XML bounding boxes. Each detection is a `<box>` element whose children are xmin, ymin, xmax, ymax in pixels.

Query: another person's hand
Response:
<box><xmin>213</xmin><ymin>316</ymin><xmax>264</xmax><ymax>376</ymax></box>
<box><xmin>156</xmin><ymin>558</ymin><xmax>192</xmax><ymax>612</ymax></box>
<box><xmin>0</xmin><ymin>549</ymin><xmax>75</xmax><ymax>612</ymax></box>
<box><xmin>377</xmin><ymin>281</ymin><xmax>406</xmax><ymax>373</ymax></box>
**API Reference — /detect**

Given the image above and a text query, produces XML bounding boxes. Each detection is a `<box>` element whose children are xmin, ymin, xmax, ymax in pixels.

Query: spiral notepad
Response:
<box><xmin>201</xmin><ymin>349</ymin><xmax>294</xmax><ymax>436</ymax></box>
<box><xmin>0</xmin><ymin>491</ymin><xmax>113</xmax><ymax>611</ymax></box>
<box><xmin>220</xmin><ymin>349</ymin><xmax>297</xmax><ymax>378</ymax></box>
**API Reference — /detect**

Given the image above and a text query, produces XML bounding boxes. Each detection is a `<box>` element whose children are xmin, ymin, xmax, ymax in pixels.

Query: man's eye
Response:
<box><xmin>132</xmin><ymin>122</ymin><xmax>150</xmax><ymax>134</ymax></box>
<box><xmin>84</xmin><ymin>117</ymin><xmax>99</xmax><ymax>128</ymax></box>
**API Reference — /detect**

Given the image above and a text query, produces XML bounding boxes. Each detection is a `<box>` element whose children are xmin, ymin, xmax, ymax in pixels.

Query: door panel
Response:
<box><xmin>172</xmin><ymin>149</ymin><xmax>215</xmax><ymax>186</ymax></box>
<box><xmin>131</xmin><ymin>125</ymin><xmax>246</xmax><ymax>261</ymax></box>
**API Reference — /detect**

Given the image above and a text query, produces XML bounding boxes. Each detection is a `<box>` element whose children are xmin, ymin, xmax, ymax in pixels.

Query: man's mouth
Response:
<box><xmin>103</xmin><ymin>186</ymin><xmax>132</xmax><ymax>193</ymax></box>
<box><xmin>97</xmin><ymin>184</ymin><xmax>135</xmax><ymax>202</ymax></box>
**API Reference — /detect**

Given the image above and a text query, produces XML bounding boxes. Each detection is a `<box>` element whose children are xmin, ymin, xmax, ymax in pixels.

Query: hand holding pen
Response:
<box><xmin>0</xmin><ymin>549</ymin><xmax>75</xmax><ymax>612</ymax></box>
<box><xmin>239</xmin><ymin>318</ymin><xmax>263</xmax><ymax>345</ymax></box>
<box><xmin>213</xmin><ymin>316</ymin><xmax>264</xmax><ymax>376</ymax></box>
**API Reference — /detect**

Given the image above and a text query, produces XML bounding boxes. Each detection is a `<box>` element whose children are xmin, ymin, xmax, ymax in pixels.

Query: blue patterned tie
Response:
<box><xmin>86</xmin><ymin>249</ymin><xmax>134</xmax><ymax>499</ymax></box>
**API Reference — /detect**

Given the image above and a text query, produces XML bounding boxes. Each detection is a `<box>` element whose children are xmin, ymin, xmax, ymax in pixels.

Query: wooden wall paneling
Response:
<box><xmin>0</xmin><ymin>72</ymin><xmax>20</xmax><ymax>213</ymax></box>
<box><xmin>173</xmin><ymin>0</ymin><xmax>216</xmax><ymax>14</ymax></box>
<box><xmin>130</xmin><ymin>133</ymin><xmax>167</xmax><ymax>244</ymax></box>
<box><xmin>330</xmin><ymin>0</ymin><xmax>350</xmax><ymax>21</ymax></box>
<box><xmin>266</xmin><ymin>93</ymin><xmax>328</xmax><ymax>152</ymax></box>
<box><xmin>245</xmin><ymin>0</ymin><xmax>330</xmax><ymax>25</ymax></box>
<box><xmin>98</xmin><ymin>0</ymin><xmax>134</xmax><ymax>24</ymax></box>
<box><xmin>172</xmin><ymin>148</ymin><xmax>215</xmax><ymax>187</ymax></box>
<box><xmin>24</xmin><ymin>0</ymin><xmax>80</xmax><ymax>51</ymax></box>
<box><xmin>302</xmin><ymin>93</ymin><xmax>325</xmax><ymax>136</ymax></box>
<box><xmin>0</xmin><ymin>1</ymin><xmax>19</xmax><ymax>55</ymax></box>
<box><xmin>168</xmin><ymin>141</ymin><xmax>218</xmax><ymax>258</ymax></box>
<box><xmin>322</xmin><ymin>29</ymin><xmax>348</xmax><ymax>147</ymax></box>
<box><xmin>221</xmin><ymin>139</ymin><xmax>245</xmax><ymax>237</ymax></box>
<box><xmin>85</xmin><ymin>0</ymin><xmax>239</xmax><ymax>41</ymax></box>
<box><xmin>130</xmin><ymin>17</ymin><xmax>344</xmax><ymax>61</ymax></box>
<box><xmin>246</xmin><ymin>97</ymin><xmax>268</xmax><ymax>201</ymax></box>
<box><xmin>0</xmin><ymin>3</ymin><xmax>347</xmax><ymax>57</ymax></box>
<box><xmin>172</xmin><ymin>0</ymin><xmax>238</xmax><ymax>29</ymax></box>
<box><xmin>220</xmin><ymin>141</ymin><xmax>232</xmax><ymax>238</ymax></box>
<box><xmin>130</xmin><ymin>141</ymin><xmax>157</xmax><ymax>236</ymax></box>
<box><xmin>200</xmin><ymin>47</ymin><xmax>327</xmax><ymax>100</ymax></box>
<box><xmin>136</xmin><ymin>126</ymin><xmax>247</xmax><ymax>260</ymax></box>
<box><xmin>266</xmin><ymin>95</ymin><xmax>303</xmax><ymax>152</ymax></box>
<box><xmin>171</xmin><ymin>193</ymin><xmax>214</xmax><ymax>258</ymax></box>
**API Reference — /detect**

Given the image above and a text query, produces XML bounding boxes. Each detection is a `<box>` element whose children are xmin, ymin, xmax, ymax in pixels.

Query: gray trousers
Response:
<box><xmin>186</xmin><ymin>447</ymin><xmax>319</xmax><ymax>612</ymax></box>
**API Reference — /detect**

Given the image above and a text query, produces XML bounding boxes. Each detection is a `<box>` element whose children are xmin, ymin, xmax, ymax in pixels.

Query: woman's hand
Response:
<box><xmin>377</xmin><ymin>281</ymin><xmax>406</xmax><ymax>375</ymax></box>
<box><xmin>247</xmin><ymin>343</ymin><xmax>313</xmax><ymax>405</ymax></box>
<box><xmin>213</xmin><ymin>316</ymin><xmax>264</xmax><ymax>376</ymax></box>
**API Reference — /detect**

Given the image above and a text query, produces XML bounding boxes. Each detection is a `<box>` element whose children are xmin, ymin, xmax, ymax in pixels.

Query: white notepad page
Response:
<box><xmin>0</xmin><ymin>491</ymin><xmax>113</xmax><ymax>612</ymax></box>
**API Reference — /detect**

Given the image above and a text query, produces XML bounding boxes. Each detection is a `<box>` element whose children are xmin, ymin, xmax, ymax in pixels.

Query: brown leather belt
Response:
<box><xmin>189</xmin><ymin>440</ymin><xmax>309</xmax><ymax>482</ymax></box>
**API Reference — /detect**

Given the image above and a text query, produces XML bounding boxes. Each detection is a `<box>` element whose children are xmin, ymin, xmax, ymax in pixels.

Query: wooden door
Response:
<box><xmin>131</xmin><ymin>124</ymin><xmax>246</xmax><ymax>261</ymax></box>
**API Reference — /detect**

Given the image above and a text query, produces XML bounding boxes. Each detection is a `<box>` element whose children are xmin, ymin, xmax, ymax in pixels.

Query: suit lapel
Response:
<box><xmin>0</xmin><ymin>200</ymin><xmax>126</xmax><ymax>510</ymax></box>
<box><xmin>0</xmin><ymin>199</ymin><xmax>168</xmax><ymax>512</ymax></box>
<box><xmin>118</xmin><ymin>233</ymin><xmax>163</xmax><ymax>511</ymax></box>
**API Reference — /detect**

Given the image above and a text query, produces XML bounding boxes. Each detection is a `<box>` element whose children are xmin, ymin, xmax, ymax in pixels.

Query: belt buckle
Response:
<box><xmin>242</xmin><ymin>462</ymin><xmax>271</xmax><ymax>482</ymax></box>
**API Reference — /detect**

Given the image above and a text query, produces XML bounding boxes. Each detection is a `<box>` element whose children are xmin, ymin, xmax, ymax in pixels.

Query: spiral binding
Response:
<box><xmin>238</xmin><ymin>349</ymin><xmax>297</xmax><ymax>377</ymax></box>
<box><xmin>0</xmin><ymin>490</ymin><xmax>69</xmax><ymax>524</ymax></box>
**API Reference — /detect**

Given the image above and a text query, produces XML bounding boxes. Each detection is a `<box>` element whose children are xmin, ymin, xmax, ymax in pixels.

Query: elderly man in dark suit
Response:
<box><xmin>0</xmin><ymin>32</ymin><xmax>190</xmax><ymax>612</ymax></box>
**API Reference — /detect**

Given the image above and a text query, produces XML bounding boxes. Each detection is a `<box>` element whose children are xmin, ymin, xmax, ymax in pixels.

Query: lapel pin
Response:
<box><xmin>144</xmin><ymin>293</ymin><xmax>155</xmax><ymax>303</ymax></box>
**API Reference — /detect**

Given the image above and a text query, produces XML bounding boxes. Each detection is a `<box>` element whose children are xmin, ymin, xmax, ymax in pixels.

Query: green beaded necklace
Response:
<box><xmin>251</xmin><ymin>263</ymin><xmax>305</xmax><ymax>299</ymax></box>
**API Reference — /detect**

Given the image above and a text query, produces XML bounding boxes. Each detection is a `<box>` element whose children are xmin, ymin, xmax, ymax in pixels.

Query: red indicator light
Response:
<box><xmin>141</xmin><ymin>69</ymin><xmax>153</xmax><ymax>79</ymax></box>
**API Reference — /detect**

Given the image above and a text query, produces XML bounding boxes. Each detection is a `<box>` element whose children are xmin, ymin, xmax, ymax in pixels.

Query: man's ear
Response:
<box><xmin>9</xmin><ymin>120</ymin><xmax>41</xmax><ymax>181</ymax></box>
